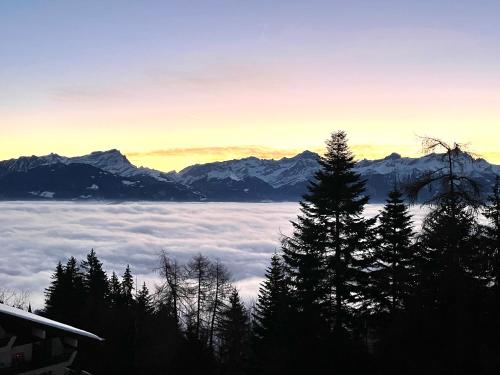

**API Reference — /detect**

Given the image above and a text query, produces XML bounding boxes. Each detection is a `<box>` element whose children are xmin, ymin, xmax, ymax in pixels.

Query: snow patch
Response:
<box><xmin>122</xmin><ymin>180</ymin><xmax>138</xmax><ymax>186</ymax></box>
<box><xmin>0</xmin><ymin>303</ymin><xmax>103</xmax><ymax>341</ymax></box>
<box><xmin>29</xmin><ymin>191</ymin><xmax>55</xmax><ymax>198</ymax></box>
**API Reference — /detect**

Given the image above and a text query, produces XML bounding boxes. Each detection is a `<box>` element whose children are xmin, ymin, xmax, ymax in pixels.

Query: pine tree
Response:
<box><xmin>252</xmin><ymin>254</ymin><xmax>291</xmax><ymax>374</ymax></box>
<box><xmin>282</xmin><ymin>213</ymin><xmax>329</xmax><ymax>332</ymax></box>
<box><xmin>253</xmin><ymin>254</ymin><xmax>289</xmax><ymax>340</ymax></box>
<box><xmin>283</xmin><ymin>131</ymin><xmax>374</xmax><ymax>333</ymax></box>
<box><xmin>408</xmin><ymin>139</ymin><xmax>486</xmax><ymax>311</ymax></box>
<box><xmin>109</xmin><ymin>271</ymin><xmax>123</xmax><ymax>307</ymax></box>
<box><xmin>136</xmin><ymin>282</ymin><xmax>153</xmax><ymax>316</ymax></box>
<box><xmin>281</xmin><ymin>131</ymin><xmax>375</xmax><ymax>372</ymax></box>
<box><xmin>122</xmin><ymin>265</ymin><xmax>135</xmax><ymax>307</ymax></box>
<box><xmin>218</xmin><ymin>289</ymin><xmax>249</xmax><ymax>375</ymax></box>
<box><xmin>407</xmin><ymin>141</ymin><xmax>487</xmax><ymax>374</ymax></box>
<box><xmin>81</xmin><ymin>249</ymin><xmax>109</xmax><ymax>303</ymax></box>
<box><xmin>368</xmin><ymin>189</ymin><xmax>415</xmax><ymax>313</ymax></box>
<box><xmin>44</xmin><ymin>261</ymin><xmax>65</xmax><ymax>320</ymax></box>
<box><xmin>61</xmin><ymin>257</ymin><xmax>85</xmax><ymax>325</ymax></box>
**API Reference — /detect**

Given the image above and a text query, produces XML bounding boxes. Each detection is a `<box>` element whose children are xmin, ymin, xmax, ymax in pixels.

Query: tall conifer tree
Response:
<box><xmin>136</xmin><ymin>282</ymin><xmax>153</xmax><ymax>316</ymax></box>
<box><xmin>81</xmin><ymin>249</ymin><xmax>109</xmax><ymax>303</ymax></box>
<box><xmin>408</xmin><ymin>138</ymin><xmax>486</xmax><ymax>373</ymax></box>
<box><xmin>283</xmin><ymin>131</ymin><xmax>374</xmax><ymax>331</ymax></box>
<box><xmin>122</xmin><ymin>265</ymin><xmax>135</xmax><ymax>306</ymax></box>
<box><xmin>109</xmin><ymin>271</ymin><xmax>123</xmax><ymax>307</ymax></box>
<box><xmin>218</xmin><ymin>289</ymin><xmax>249</xmax><ymax>375</ymax></box>
<box><xmin>44</xmin><ymin>261</ymin><xmax>65</xmax><ymax>320</ymax></box>
<box><xmin>252</xmin><ymin>254</ymin><xmax>291</xmax><ymax>374</ymax></box>
<box><xmin>368</xmin><ymin>189</ymin><xmax>414</xmax><ymax>313</ymax></box>
<box><xmin>282</xmin><ymin>131</ymin><xmax>374</xmax><ymax>372</ymax></box>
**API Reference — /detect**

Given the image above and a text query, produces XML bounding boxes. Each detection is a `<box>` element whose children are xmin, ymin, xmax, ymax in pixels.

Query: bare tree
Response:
<box><xmin>208</xmin><ymin>259</ymin><xmax>232</xmax><ymax>349</ymax></box>
<box><xmin>155</xmin><ymin>251</ymin><xmax>188</xmax><ymax>325</ymax></box>
<box><xmin>406</xmin><ymin>136</ymin><xmax>482</xmax><ymax>208</ymax></box>
<box><xmin>186</xmin><ymin>254</ymin><xmax>214</xmax><ymax>341</ymax></box>
<box><xmin>0</xmin><ymin>288</ymin><xmax>31</xmax><ymax>310</ymax></box>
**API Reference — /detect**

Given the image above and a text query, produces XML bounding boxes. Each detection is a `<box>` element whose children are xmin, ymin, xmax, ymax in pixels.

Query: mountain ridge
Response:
<box><xmin>1</xmin><ymin>149</ymin><xmax>499</xmax><ymax>202</ymax></box>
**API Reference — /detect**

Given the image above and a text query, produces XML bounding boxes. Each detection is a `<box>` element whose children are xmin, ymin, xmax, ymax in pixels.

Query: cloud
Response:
<box><xmin>127</xmin><ymin>146</ymin><xmax>323</xmax><ymax>166</ymax></box>
<box><xmin>0</xmin><ymin>202</ymin><xmax>299</xmax><ymax>308</ymax></box>
<box><xmin>147</xmin><ymin>62</ymin><xmax>281</xmax><ymax>90</ymax></box>
<box><xmin>0</xmin><ymin>202</ymin><xmax>430</xmax><ymax>309</ymax></box>
<box><xmin>49</xmin><ymin>61</ymin><xmax>284</xmax><ymax>104</ymax></box>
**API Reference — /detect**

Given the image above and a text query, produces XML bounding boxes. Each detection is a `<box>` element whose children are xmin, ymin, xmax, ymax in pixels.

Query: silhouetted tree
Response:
<box><xmin>157</xmin><ymin>251</ymin><xmax>187</xmax><ymax>325</ymax></box>
<box><xmin>136</xmin><ymin>282</ymin><xmax>153</xmax><ymax>316</ymax></box>
<box><xmin>208</xmin><ymin>259</ymin><xmax>231</xmax><ymax>349</ymax></box>
<box><xmin>62</xmin><ymin>257</ymin><xmax>86</xmax><ymax>326</ymax></box>
<box><xmin>218</xmin><ymin>289</ymin><xmax>249</xmax><ymax>375</ymax></box>
<box><xmin>368</xmin><ymin>189</ymin><xmax>415</xmax><ymax>314</ymax></box>
<box><xmin>44</xmin><ymin>261</ymin><xmax>65</xmax><ymax>320</ymax></box>
<box><xmin>122</xmin><ymin>265</ymin><xmax>134</xmax><ymax>307</ymax></box>
<box><xmin>252</xmin><ymin>253</ymin><xmax>291</xmax><ymax>374</ymax></box>
<box><xmin>407</xmin><ymin>138</ymin><xmax>487</xmax><ymax>374</ymax></box>
<box><xmin>109</xmin><ymin>271</ymin><xmax>122</xmax><ymax>307</ymax></box>
<box><xmin>186</xmin><ymin>254</ymin><xmax>213</xmax><ymax>342</ymax></box>
<box><xmin>407</xmin><ymin>137</ymin><xmax>482</xmax><ymax>208</ymax></box>
<box><xmin>81</xmin><ymin>249</ymin><xmax>109</xmax><ymax>304</ymax></box>
<box><xmin>282</xmin><ymin>131</ymin><xmax>374</xmax><ymax>372</ymax></box>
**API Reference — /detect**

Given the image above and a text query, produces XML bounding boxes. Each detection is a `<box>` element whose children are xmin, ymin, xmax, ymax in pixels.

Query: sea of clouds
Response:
<box><xmin>0</xmin><ymin>202</ymin><xmax>429</xmax><ymax>308</ymax></box>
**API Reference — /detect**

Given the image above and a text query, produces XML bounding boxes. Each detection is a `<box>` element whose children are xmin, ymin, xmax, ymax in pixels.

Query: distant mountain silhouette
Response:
<box><xmin>0</xmin><ymin>149</ymin><xmax>498</xmax><ymax>202</ymax></box>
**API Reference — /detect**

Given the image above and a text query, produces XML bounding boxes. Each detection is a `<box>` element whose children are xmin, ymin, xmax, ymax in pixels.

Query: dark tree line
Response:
<box><xmin>251</xmin><ymin>132</ymin><xmax>500</xmax><ymax>374</ymax></box>
<box><xmin>43</xmin><ymin>131</ymin><xmax>500</xmax><ymax>374</ymax></box>
<box><xmin>43</xmin><ymin>250</ymin><xmax>250</xmax><ymax>375</ymax></box>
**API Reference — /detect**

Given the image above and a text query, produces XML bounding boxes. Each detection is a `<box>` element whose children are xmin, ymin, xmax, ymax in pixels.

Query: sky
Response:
<box><xmin>1</xmin><ymin>0</ymin><xmax>499</xmax><ymax>171</ymax></box>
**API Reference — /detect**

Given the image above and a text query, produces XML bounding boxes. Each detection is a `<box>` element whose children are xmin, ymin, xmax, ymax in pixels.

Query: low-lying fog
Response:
<box><xmin>0</xmin><ymin>201</ymin><xmax>429</xmax><ymax>308</ymax></box>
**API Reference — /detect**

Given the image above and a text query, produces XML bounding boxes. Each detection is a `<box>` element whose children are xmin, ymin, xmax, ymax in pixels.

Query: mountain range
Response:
<box><xmin>0</xmin><ymin>149</ymin><xmax>499</xmax><ymax>202</ymax></box>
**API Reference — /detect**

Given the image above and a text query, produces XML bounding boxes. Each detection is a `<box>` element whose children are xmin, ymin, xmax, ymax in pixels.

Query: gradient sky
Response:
<box><xmin>1</xmin><ymin>0</ymin><xmax>499</xmax><ymax>171</ymax></box>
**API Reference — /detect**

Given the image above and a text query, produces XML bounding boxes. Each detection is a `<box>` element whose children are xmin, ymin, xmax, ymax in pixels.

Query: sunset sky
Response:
<box><xmin>1</xmin><ymin>0</ymin><xmax>499</xmax><ymax>171</ymax></box>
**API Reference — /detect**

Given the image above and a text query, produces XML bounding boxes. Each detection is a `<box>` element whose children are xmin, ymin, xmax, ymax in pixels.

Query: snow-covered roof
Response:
<box><xmin>0</xmin><ymin>303</ymin><xmax>103</xmax><ymax>341</ymax></box>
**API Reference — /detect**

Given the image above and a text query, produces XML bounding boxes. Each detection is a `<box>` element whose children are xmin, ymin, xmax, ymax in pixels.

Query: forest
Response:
<box><xmin>40</xmin><ymin>131</ymin><xmax>500</xmax><ymax>374</ymax></box>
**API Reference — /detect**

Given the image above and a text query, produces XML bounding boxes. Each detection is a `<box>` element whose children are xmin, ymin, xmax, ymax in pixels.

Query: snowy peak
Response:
<box><xmin>1</xmin><ymin>148</ymin><xmax>499</xmax><ymax>202</ymax></box>
<box><xmin>354</xmin><ymin>152</ymin><xmax>500</xmax><ymax>179</ymax></box>
<box><xmin>176</xmin><ymin>149</ymin><xmax>500</xmax><ymax>189</ymax></box>
<box><xmin>69</xmin><ymin>149</ymin><xmax>137</xmax><ymax>177</ymax></box>
<box><xmin>291</xmin><ymin>150</ymin><xmax>318</xmax><ymax>161</ymax></box>
<box><xmin>384</xmin><ymin>152</ymin><xmax>402</xmax><ymax>160</ymax></box>
<box><xmin>0</xmin><ymin>153</ymin><xmax>67</xmax><ymax>173</ymax></box>
<box><xmin>68</xmin><ymin>150</ymin><xmax>175</xmax><ymax>181</ymax></box>
<box><xmin>177</xmin><ymin>151</ymin><xmax>320</xmax><ymax>188</ymax></box>
<box><xmin>0</xmin><ymin>150</ymin><xmax>174</xmax><ymax>182</ymax></box>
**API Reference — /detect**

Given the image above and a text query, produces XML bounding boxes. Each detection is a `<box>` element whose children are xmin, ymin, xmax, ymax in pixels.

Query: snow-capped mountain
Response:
<box><xmin>0</xmin><ymin>150</ymin><xmax>173</xmax><ymax>182</ymax></box>
<box><xmin>354</xmin><ymin>151</ymin><xmax>500</xmax><ymax>201</ymax></box>
<box><xmin>355</xmin><ymin>152</ymin><xmax>500</xmax><ymax>179</ymax></box>
<box><xmin>0</xmin><ymin>150</ymin><xmax>199</xmax><ymax>201</ymax></box>
<box><xmin>0</xmin><ymin>153</ymin><xmax>68</xmax><ymax>173</ymax></box>
<box><xmin>172</xmin><ymin>150</ymin><xmax>500</xmax><ymax>201</ymax></box>
<box><xmin>176</xmin><ymin>150</ymin><xmax>319</xmax><ymax>188</ymax></box>
<box><xmin>69</xmin><ymin>149</ymin><xmax>177</xmax><ymax>181</ymax></box>
<box><xmin>0</xmin><ymin>149</ymin><xmax>498</xmax><ymax>201</ymax></box>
